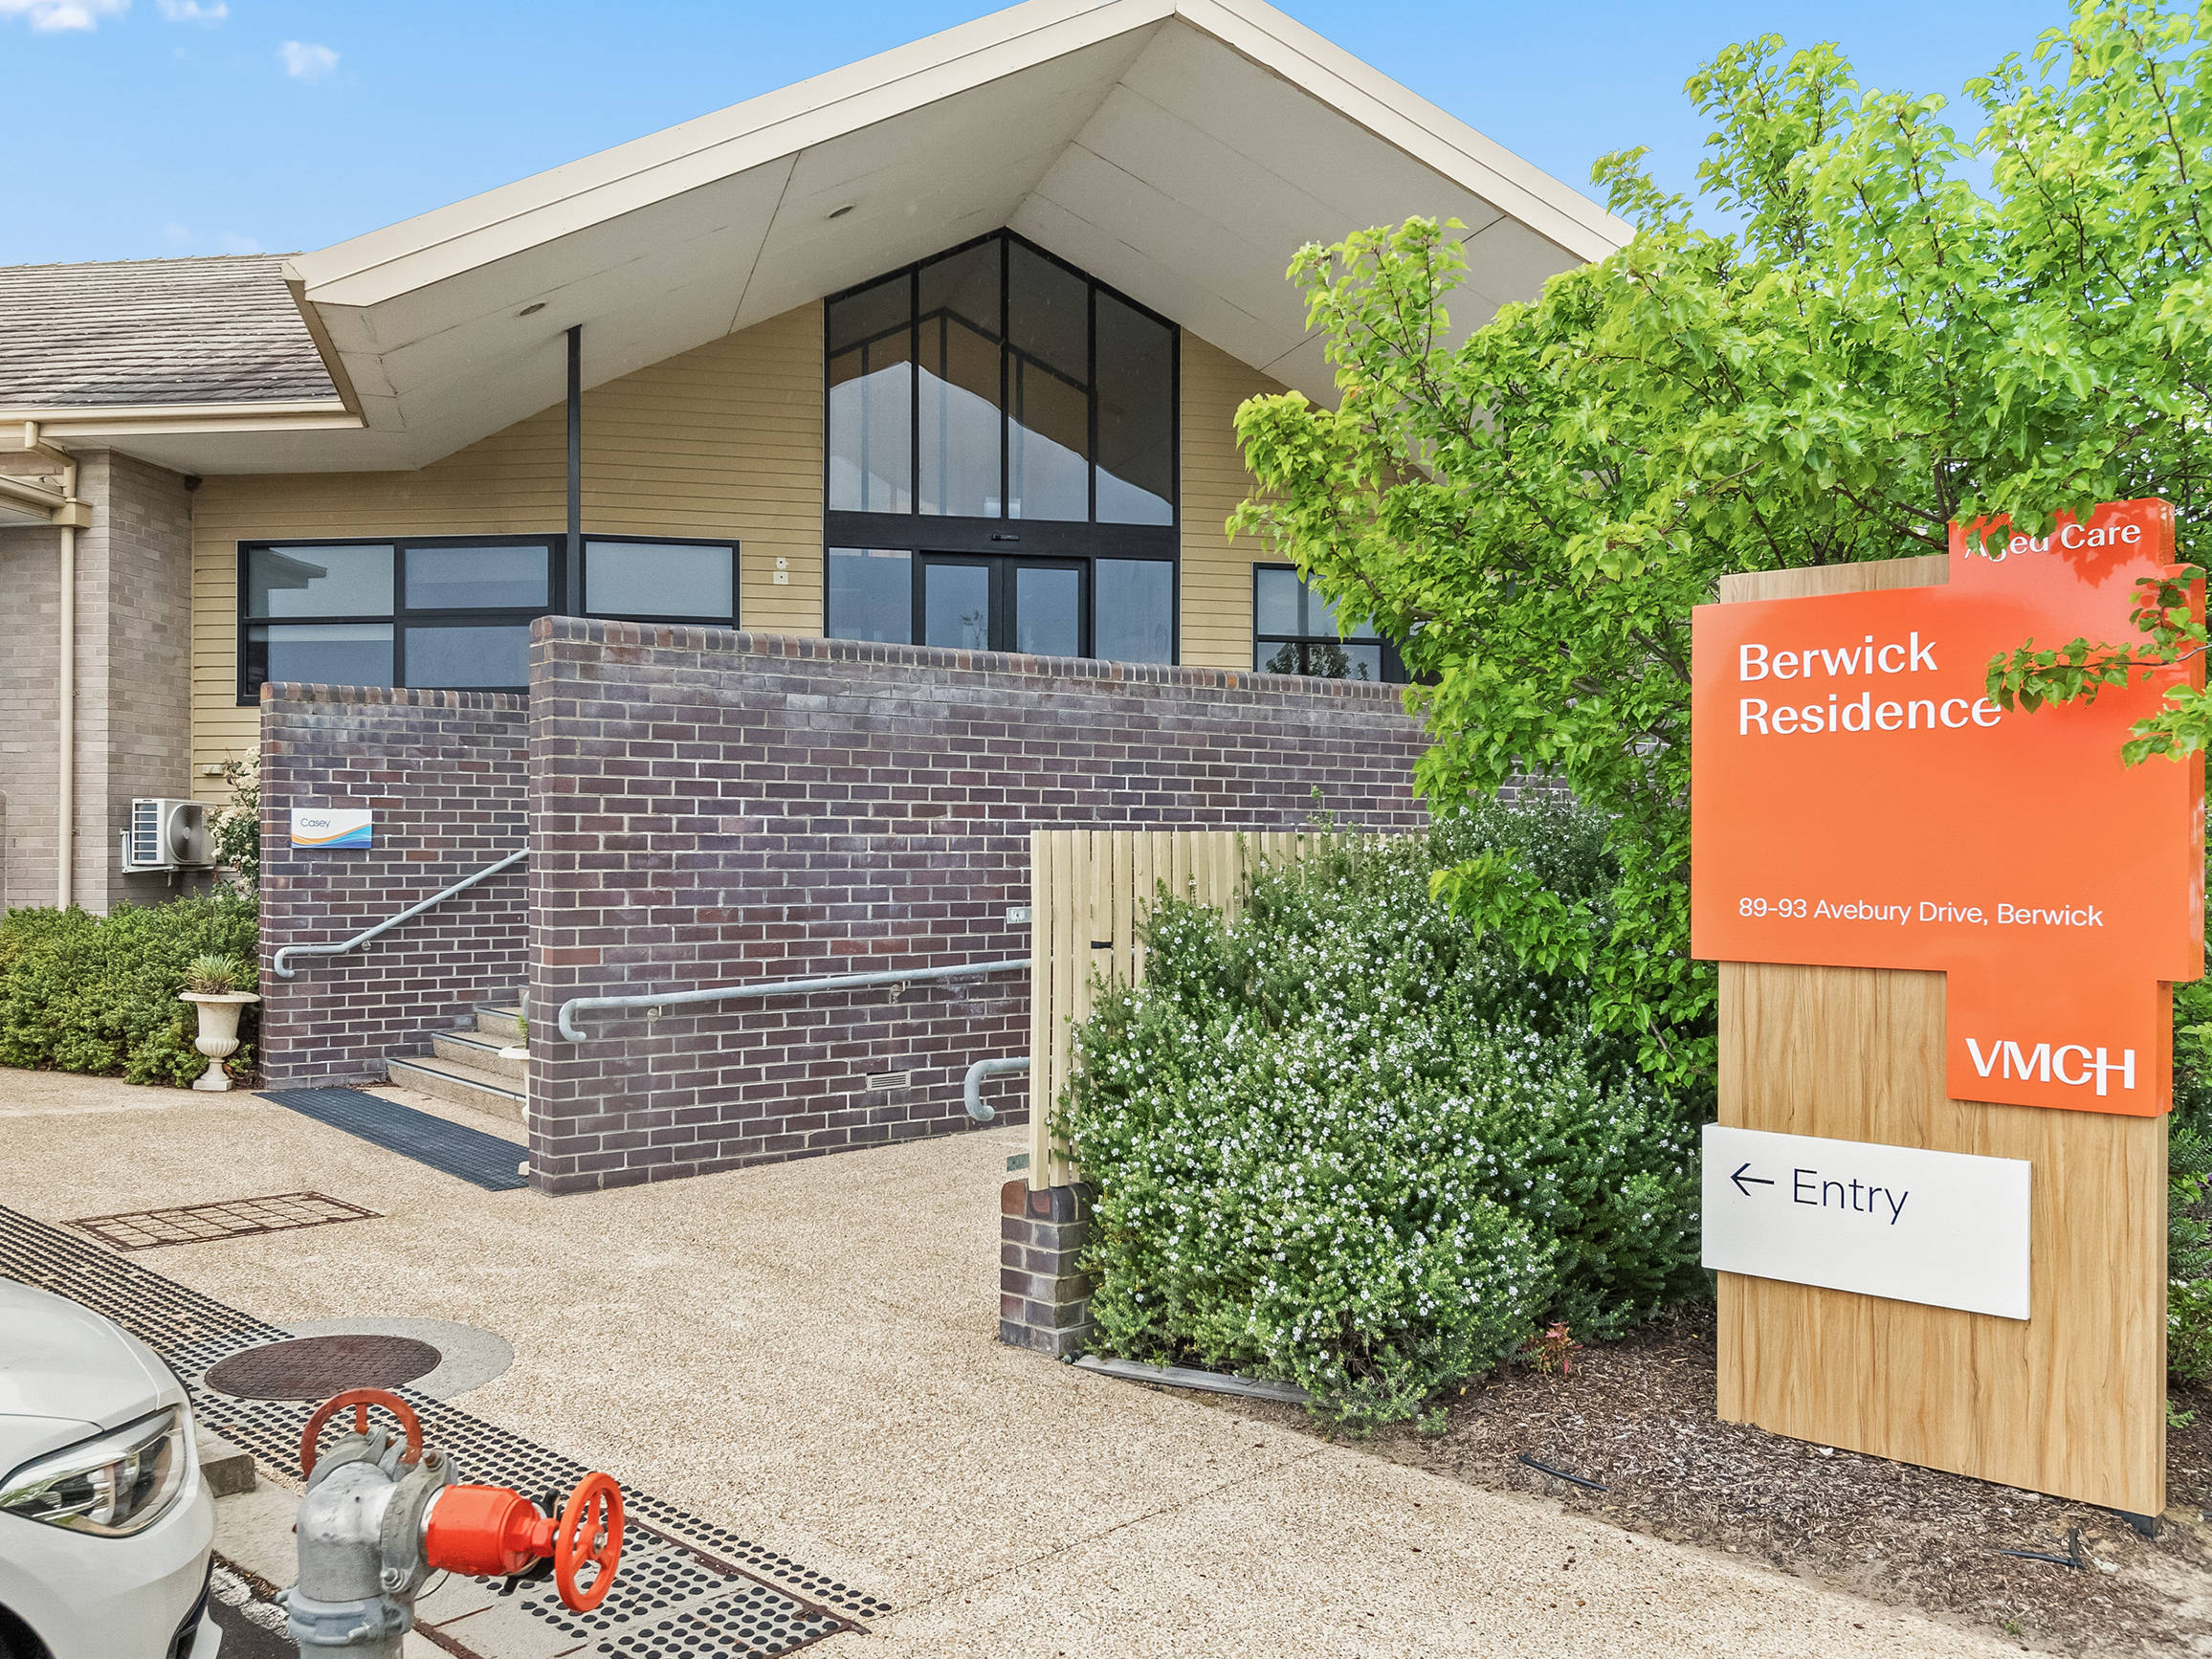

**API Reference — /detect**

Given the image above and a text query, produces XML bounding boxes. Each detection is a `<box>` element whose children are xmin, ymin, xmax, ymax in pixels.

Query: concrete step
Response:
<box><xmin>385</xmin><ymin>1051</ymin><xmax>525</xmax><ymax>1124</ymax></box>
<box><xmin>473</xmin><ymin>1004</ymin><xmax>524</xmax><ymax>1043</ymax></box>
<box><xmin>433</xmin><ymin>1029</ymin><xmax>525</xmax><ymax>1079</ymax></box>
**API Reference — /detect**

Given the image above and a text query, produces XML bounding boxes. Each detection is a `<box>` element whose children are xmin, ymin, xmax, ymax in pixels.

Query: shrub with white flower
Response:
<box><xmin>1059</xmin><ymin>797</ymin><xmax>1704</xmax><ymax>1430</ymax></box>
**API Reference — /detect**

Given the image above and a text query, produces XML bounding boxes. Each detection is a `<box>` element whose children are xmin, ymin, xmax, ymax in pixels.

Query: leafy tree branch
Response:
<box><xmin>1231</xmin><ymin>0</ymin><xmax>2210</xmax><ymax>1088</ymax></box>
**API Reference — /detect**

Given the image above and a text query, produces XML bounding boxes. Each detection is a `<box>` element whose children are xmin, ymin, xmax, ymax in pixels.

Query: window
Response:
<box><xmin>1251</xmin><ymin>564</ymin><xmax>1405</xmax><ymax>683</ymax></box>
<box><xmin>823</xmin><ymin>230</ymin><xmax>1178</xmax><ymax>665</ymax></box>
<box><xmin>1094</xmin><ymin>559</ymin><xmax>1174</xmax><ymax>661</ymax></box>
<box><xmin>583</xmin><ymin>540</ymin><xmax>735</xmax><ymax>619</ymax></box>
<box><xmin>236</xmin><ymin>534</ymin><xmax>739</xmax><ymax>702</ymax></box>
<box><xmin>826</xmin><ymin>547</ymin><xmax>913</xmax><ymax>644</ymax></box>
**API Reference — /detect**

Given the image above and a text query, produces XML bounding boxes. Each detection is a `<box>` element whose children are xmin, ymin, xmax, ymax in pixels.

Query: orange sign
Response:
<box><xmin>1692</xmin><ymin>499</ymin><xmax>2203</xmax><ymax>1117</ymax></box>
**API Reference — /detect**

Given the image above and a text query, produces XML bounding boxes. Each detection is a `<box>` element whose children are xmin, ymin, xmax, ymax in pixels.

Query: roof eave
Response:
<box><xmin>292</xmin><ymin>0</ymin><xmax>1626</xmax><ymax>317</ymax></box>
<box><xmin>292</xmin><ymin>0</ymin><xmax>1180</xmax><ymax>311</ymax></box>
<box><xmin>5</xmin><ymin>402</ymin><xmax>364</xmax><ymax>441</ymax></box>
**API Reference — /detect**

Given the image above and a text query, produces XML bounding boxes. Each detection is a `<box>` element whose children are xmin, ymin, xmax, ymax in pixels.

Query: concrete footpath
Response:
<box><xmin>0</xmin><ymin>1068</ymin><xmax>2011</xmax><ymax>1657</ymax></box>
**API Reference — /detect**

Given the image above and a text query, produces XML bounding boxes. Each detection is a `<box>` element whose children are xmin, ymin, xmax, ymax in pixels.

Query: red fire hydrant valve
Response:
<box><xmin>424</xmin><ymin>1473</ymin><xmax>625</xmax><ymax>1610</ymax></box>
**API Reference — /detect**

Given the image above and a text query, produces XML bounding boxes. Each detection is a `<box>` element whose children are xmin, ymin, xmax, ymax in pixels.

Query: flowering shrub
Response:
<box><xmin>209</xmin><ymin>755</ymin><xmax>260</xmax><ymax>896</ymax></box>
<box><xmin>1060</xmin><ymin>801</ymin><xmax>1704</xmax><ymax>1429</ymax></box>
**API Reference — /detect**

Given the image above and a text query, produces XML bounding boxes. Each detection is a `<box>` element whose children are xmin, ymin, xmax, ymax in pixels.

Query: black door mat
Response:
<box><xmin>0</xmin><ymin>1205</ymin><xmax>890</xmax><ymax>1657</ymax></box>
<box><xmin>257</xmin><ymin>1087</ymin><xmax>529</xmax><ymax>1191</ymax></box>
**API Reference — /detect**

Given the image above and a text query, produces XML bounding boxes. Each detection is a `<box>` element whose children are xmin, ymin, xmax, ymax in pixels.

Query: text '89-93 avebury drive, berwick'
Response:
<box><xmin>1692</xmin><ymin>498</ymin><xmax>2201</xmax><ymax>1117</ymax></box>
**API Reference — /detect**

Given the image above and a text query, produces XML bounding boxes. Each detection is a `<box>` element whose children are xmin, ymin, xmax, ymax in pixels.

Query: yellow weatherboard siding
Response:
<box><xmin>189</xmin><ymin>307</ymin><xmax>1283</xmax><ymax>797</ymax></box>
<box><xmin>1178</xmin><ymin>334</ymin><xmax>1290</xmax><ymax>671</ymax></box>
<box><xmin>189</xmin><ymin>303</ymin><xmax>826</xmax><ymax>798</ymax></box>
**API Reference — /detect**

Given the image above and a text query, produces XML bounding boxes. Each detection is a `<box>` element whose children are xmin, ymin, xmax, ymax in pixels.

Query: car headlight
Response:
<box><xmin>0</xmin><ymin>1408</ymin><xmax>189</xmax><ymax>1537</ymax></box>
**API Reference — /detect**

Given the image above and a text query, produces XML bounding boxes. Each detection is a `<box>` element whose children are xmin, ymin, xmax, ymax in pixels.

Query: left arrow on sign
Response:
<box><xmin>1730</xmin><ymin>1162</ymin><xmax>1777</xmax><ymax>1198</ymax></box>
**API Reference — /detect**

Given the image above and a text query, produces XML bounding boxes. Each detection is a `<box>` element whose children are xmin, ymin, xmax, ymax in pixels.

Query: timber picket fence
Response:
<box><xmin>1025</xmin><ymin>828</ymin><xmax>1332</xmax><ymax>1185</ymax></box>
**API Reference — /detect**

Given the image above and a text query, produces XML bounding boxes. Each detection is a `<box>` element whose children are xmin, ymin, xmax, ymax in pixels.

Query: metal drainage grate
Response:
<box><xmin>69</xmin><ymin>1191</ymin><xmax>382</xmax><ymax>1251</ymax></box>
<box><xmin>0</xmin><ymin>1205</ymin><xmax>893</xmax><ymax>1652</ymax></box>
<box><xmin>204</xmin><ymin>1334</ymin><xmax>443</xmax><ymax>1401</ymax></box>
<box><xmin>512</xmin><ymin>1548</ymin><xmax>844</xmax><ymax>1655</ymax></box>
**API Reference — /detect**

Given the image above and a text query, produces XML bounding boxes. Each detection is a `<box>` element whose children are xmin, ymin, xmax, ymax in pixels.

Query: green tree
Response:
<box><xmin>1229</xmin><ymin>0</ymin><xmax>2211</xmax><ymax>1087</ymax></box>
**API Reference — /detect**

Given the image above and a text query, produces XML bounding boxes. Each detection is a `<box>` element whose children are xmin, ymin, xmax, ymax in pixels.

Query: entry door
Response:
<box><xmin>918</xmin><ymin>556</ymin><xmax>1085</xmax><ymax>657</ymax></box>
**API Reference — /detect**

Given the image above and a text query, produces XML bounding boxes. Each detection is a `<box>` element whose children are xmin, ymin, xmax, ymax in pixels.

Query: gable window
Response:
<box><xmin>1252</xmin><ymin>564</ymin><xmax>1405</xmax><ymax>683</ymax></box>
<box><xmin>824</xmin><ymin>230</ymin><xmax>1177</xmax><ymax>662</ymax></box>
<box><xmin>235</xmin><ymin>534</ymin><xmax>738</xmax><ymax>702</ymax></box>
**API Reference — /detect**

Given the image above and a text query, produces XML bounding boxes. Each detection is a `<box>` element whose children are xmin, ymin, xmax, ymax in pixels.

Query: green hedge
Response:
<box><xmin>1059</xmin><ymin>801</ymin><xmax>1705</xmax><ymax>1429</ymax></box>
<box><xmin>0</xmin><ymin>896</ymin><xmax>258</xmax><ymax>1086</ymax></box>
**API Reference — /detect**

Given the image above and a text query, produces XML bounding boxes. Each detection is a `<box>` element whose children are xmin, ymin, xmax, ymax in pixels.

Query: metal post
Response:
<box><xmin>565</xmin><ymin>323</ymin><xmax>583</xmax><ymax>607</ymax></box>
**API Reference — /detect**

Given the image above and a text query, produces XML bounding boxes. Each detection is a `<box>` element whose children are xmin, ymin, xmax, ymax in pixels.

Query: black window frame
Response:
<box><xmin>823</xmin><ymin>228</ymin><xmax>1180</xmax><ymax>665</ymax></box>
<box><xmin>235</xmin><ymin>532</ymin><xmax>741</xmax><ymax>704</ymax></box>
<box><xmin>1250</xmin><ymin>563</ymin><xmax>1407</xmax><ymax>685</ymax></box>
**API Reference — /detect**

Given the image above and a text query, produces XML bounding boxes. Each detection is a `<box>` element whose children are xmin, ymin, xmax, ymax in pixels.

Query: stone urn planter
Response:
<box><xmin>179</xmin><ymin>991</ymin><xmax>260</xmax><ymax>1092</ymax></box>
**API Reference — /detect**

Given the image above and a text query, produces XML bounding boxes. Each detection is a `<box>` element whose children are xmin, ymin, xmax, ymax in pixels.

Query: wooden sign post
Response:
<box><xmin>1691</xmin><ymin>500</ymin><xmax>2201</xmax><ymax>1524</ymax></box>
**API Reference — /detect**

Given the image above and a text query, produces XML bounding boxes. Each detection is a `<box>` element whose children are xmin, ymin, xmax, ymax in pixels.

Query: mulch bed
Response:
<box><xmin>1211</xmin><ymin>1307</ymin><xmax>2212</xmax><ymax>1654</ymax></box>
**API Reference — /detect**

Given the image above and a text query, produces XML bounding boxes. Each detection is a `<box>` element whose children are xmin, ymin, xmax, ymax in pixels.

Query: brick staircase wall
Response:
<box><xmin>525</xmin><ymin>620</ymin><xmax>1432</xmax><ymax>1195</ymax></box>
<box><xmin>258</xmin><ymin>685</ymin><xmax>528</xmax><ymax>1086</ymax></box>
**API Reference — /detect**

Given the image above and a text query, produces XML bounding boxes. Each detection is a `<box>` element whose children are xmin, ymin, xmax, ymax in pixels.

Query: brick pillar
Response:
<box><xmin>1000</xmin><ymin>1179</ymin><xmax>1095</xmax><ymax>1357</ymax></box>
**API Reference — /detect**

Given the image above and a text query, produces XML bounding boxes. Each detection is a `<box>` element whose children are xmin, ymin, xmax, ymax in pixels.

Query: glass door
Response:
<box><xmin>916</xmin><ymin>555</ymin><xmax>1086</xmax><ymax>656</ymax></box>
<box><xmin>1010</xmin><ymin>562</ymin><xmax>1081</xmax><ymax>657</ymax></box>
<box><xmin>920</xmin><ymin>558</ymin><xmax>992</xmax><ymax>651</ymax></box>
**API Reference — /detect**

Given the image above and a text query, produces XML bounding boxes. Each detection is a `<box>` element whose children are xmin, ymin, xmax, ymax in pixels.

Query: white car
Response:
<box><xmin>0</xmin><ymin>1281</ymin><xmax>220</xmax><ymax>1659</ymax></box>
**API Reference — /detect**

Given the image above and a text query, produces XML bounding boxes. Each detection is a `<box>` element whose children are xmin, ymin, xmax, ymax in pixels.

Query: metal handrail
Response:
<box><xmin>558</xmin><ymin>958</ymin><xmax>1030</xmax><ymax>1042</ymax></box>
<box><xmin>963</xmin><ymin>1054</ymin><xmax>1030</xmax><ymax>1122</ymax></box>
<box><xmin>271</xmin><ymin>849</ymin><xmax>528</xmax><ymax>979</ymax></box>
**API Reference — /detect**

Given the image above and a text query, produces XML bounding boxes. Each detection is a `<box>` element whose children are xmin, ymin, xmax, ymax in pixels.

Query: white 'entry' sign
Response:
<box><xmin>1701</xmin><ymin>1123</ymin><xmax>2031</xmax><ymax>1320</ymax></box>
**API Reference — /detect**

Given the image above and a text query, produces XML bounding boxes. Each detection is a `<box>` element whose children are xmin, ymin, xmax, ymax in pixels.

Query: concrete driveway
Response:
<box><xmin>0</xmin><ymin>1068</ymin><xmax>2008</xmax><ymax>1657</ymax></box>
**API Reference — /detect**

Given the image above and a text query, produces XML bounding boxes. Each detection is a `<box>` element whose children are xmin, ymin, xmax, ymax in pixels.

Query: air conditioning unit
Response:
<box><xmin>121</xmin><ymin>798</ymin><xmax>214</xmax><ymax>874</ymax></box>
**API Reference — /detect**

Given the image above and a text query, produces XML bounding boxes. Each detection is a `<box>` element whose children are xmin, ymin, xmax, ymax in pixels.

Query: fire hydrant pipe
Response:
<box><xmin>962</xmin><ymin>1054</ymin><xmax>1029</xmax><ymax>1123</ymax></box>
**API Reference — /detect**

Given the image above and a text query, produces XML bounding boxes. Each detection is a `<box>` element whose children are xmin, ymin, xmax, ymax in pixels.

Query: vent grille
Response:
<box><xmin>131</xmin><ymin>798</ymin><xmax>163</xmax><ymax>867</ymax></box>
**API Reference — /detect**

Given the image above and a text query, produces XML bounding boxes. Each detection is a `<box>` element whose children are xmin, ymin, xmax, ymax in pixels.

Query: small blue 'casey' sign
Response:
<box><xmin>290</xmin><ymin>809</ymin><xmax>372</xmax><ymax>850</ymax></box>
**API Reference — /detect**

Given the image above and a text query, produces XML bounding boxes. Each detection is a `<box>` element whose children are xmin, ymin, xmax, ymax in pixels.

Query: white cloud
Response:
<box><xmin>218</xmin><ymin>232</ymin><xmax>260</xmax><ymax>254</ymax></box>
<box><xmin>0</xmin><ymin>0</ymin><xmax>128</xmax><ymax>31</ymax></box>
<box><xmin>157</xmin><ymin>0</ymin><xmax>226</xmax><ymax>20</ymax></box>
<box><xmin>159</xmin><ymin>222</ymin><xmax>192</xmax><ymax>246</ymax></box>
<box><xmin>277</xmin><ymin>38</ymin><xmax>337</xmax><ymax>80</ymax></box>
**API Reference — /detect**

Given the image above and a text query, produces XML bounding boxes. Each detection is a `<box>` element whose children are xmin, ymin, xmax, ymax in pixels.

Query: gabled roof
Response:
<box><xmin>0</xmin><ymin>254</ymin><xmax>338</xmax><ymax>409</ymax></box>
<box><xmin>20</xmin><ymin>0</ymin><xmax>1628</xmax><ymax>477</ymax></box>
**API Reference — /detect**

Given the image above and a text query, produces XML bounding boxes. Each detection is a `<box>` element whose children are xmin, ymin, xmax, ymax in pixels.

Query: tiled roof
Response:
<box><xmin>0</xmin><ymin>254</ymin><xmax>338</xmax><ymax>409</ymax></box>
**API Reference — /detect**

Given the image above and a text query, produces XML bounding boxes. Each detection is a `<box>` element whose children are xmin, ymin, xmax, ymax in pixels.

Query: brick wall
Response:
<box><xmin>0</xmin><ymin>451</ymin><xmax>201</xmax><ymax>914</ymax></box>
<box><xmin>526</xmin><ymin>619</ymin><xmax>1431</xmax><ymax>1195</ymax></box>
<box><xmin>259</xmin><ymin>685</ymin><xmax>528</xmax><ymax>1086</ymax></box>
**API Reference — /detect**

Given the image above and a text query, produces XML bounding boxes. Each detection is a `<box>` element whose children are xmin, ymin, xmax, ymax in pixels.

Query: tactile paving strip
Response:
<box><xmin>0</xmin><ymin>1205</ymin><xmax>890</xmax><ymax>1655</ymax></box>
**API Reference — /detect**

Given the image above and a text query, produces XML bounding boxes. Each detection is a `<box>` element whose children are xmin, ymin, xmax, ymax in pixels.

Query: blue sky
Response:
<box><xmin>0</xmin><ymin>0</ymin><xmax>2069</xmax><ymax>268</ymax></box>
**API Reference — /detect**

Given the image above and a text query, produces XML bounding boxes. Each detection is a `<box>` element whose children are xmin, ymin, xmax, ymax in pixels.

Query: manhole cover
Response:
<box><xmin>204</xmin><ymin>1335</ymin><xmax>441</xmax><ymax>1400</ymax></box>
